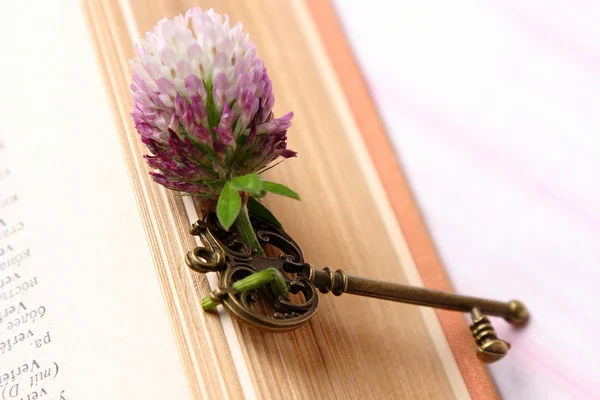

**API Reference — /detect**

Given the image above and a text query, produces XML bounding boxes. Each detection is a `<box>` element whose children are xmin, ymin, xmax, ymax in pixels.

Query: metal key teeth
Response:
<box><xmin>470</xmin><ymin>308</ymin><xmax>511</xmax><ymax>364</ymax></box>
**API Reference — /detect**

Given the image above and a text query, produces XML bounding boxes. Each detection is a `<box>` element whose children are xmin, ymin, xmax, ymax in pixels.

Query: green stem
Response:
<box><xmin>201</xmin><ymin>268</ymin><xmax>288</xmax><ymax>310</ymax></box>
<box><xmin>235</xmin><ymin>203</ymin><xmax>264</xmax><ymax>256</ymax></box>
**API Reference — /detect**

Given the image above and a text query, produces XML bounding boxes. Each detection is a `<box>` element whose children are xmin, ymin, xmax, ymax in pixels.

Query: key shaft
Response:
<box><xmin>309</xmin><ymin>267</ymin><xmax>528</xmax><ymax>325</ymax></box>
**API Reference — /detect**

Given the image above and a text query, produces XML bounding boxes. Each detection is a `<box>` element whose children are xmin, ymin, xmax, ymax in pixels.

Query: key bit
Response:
<box><xmin>470</xmin><ymin>308</ymin><xmax>511</xmax><ymax>363</ymax></box>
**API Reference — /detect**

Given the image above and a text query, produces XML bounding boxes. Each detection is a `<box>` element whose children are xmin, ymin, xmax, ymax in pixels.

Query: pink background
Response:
<box><xmin>335</xmin><ymin>0</ymin><xmax>600</xmax><ymax>398</ymax></box>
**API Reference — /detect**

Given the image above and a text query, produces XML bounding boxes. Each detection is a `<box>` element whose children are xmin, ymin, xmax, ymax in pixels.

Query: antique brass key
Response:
<box><xmin>307</xmin><ymin>265</ymin><xmax>525</xmax><ymax>363</ymax></box>
<box><xmin>186</xmin><ymin>213</ymin><xmax>529</xmax><ymax>363</ymax></box>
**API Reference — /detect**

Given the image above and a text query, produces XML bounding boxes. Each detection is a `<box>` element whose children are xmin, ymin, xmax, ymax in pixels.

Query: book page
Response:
<box><xmin>2</xmin><ymin>0</ymin><xmax>510</xmax><ymax>398</ymax></box>
<box><xmin>0</xmin><ymin>1</ymin><xmax>190</xmax><ymax>398</ymax></box>
<box><xmin>82</xmin><ymin>0</ymin><xmax>489</xmax><ymax>398</ymax></box>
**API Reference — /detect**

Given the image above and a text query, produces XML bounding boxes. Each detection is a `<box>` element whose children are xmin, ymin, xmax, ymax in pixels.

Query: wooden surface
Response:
<box><xmin>83</xmin><ymin>0</ymin><xmax>492</xmax><ymax>398</ymax></box>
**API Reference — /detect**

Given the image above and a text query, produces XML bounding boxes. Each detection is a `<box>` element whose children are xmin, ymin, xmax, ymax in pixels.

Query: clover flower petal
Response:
<box><xmin>130</xmin><ymin>8</ymin><xmax>295</xmax><ymax>203</ymax></box>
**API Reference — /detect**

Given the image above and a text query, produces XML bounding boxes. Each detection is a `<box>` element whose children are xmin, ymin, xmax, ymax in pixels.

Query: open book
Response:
<box><xmin>0</xmin><ymin>0</ymin><xmax>497</xmax><ymax>398</ymax></box>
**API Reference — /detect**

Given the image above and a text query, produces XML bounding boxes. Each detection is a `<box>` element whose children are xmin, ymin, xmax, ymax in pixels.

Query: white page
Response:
<box><xmin>335</xmin><ymin>0</ymin><xmax>600</xmax><ymax>399</ymax></box>
<box><xmin>0</xmin><ymin>1</ymin><xmax>190</xmax><ymax>398</ymax></box>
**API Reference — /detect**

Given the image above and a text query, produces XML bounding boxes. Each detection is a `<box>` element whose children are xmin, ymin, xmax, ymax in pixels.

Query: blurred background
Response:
<box><xmin>334</xmin><ymin>0</ymin><xmax>599</xmax><ymax>398</ymax></box>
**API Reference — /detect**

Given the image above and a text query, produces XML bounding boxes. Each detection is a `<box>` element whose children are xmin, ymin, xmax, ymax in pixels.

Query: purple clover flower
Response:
<box><xmin>129</xmin><ymin>8</ymin><xmax>295</xmax><ymax>205</ymax></box>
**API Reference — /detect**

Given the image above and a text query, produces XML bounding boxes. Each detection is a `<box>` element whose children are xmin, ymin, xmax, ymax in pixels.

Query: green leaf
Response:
<box><xmin>217</xmin><ymin>182</ymin><xmax>242</xmax><ymax>230</ymax></box>
<box><xmin>230</xmin><ymin>173</ymin><xmax>263</xmax><ymax>195</ymax></box>
<box><xmin>247</xmin><ymin>197</ymin><xmax>282</xmax><ymax>229</ymax></box>
<box><xmin>263</xmin><ymin>181</ymin><xmax>301</xmax><ymax>200</ymax></box>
